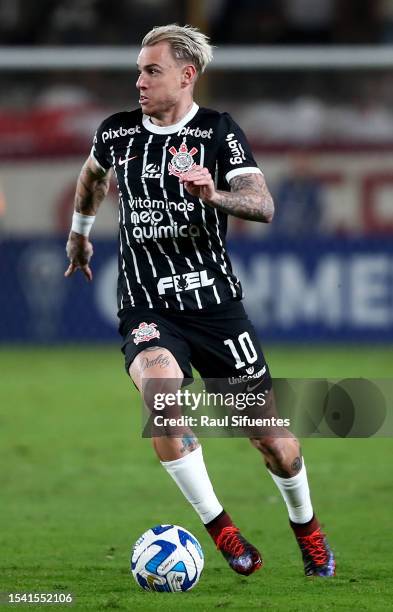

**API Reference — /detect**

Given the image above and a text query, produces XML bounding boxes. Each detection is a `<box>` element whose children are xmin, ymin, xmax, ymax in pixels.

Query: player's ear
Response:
<box><xmin>181</xmin><ymin>64</ymin><xmax>197</xmax><ymax>87</ymax></box>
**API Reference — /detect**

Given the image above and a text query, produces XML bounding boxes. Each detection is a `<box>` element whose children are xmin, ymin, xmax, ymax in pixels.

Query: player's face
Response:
<box><xmin>136</xmin><ymin>42</ymin><xmax>190</xmax><ymax>118</ymax></box>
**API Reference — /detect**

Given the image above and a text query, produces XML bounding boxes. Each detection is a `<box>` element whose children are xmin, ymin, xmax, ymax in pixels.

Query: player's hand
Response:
<box><xmin>64</xmin><ymin>232</ymin><xmax>94</xmax><ymax>281</ymax></box>
<box><xmin>179</xmin><ymin>165</ymin><xmax>217</xmax><ymax>202</ymax></box>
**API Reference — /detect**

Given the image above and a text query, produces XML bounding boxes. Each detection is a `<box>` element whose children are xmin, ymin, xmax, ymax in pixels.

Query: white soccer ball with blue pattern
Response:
<box><xmin>131</xmin><ymin>524</ymin><xmax>204</xmax><ymax>592</ymax></box>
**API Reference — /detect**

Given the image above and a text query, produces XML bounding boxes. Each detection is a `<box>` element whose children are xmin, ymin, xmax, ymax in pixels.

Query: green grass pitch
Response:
<box><xmin>0</xmin><ymin>345</ymin><xmax>392</xmax><ymax>611</ymax></box>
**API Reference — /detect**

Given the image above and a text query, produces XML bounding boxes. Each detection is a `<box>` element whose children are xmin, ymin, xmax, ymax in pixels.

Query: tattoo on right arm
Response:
<box><xmin>74</xmin><ymin>158</ymin><xmax>111</xmax><ymax>216</ymax></box>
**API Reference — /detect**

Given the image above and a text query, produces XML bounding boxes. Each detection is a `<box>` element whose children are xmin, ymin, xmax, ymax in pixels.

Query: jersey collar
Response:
<box><xmin>142</xmin><ymin>102</ymin><xmax>199</xmax><ymax>135</ymax></box>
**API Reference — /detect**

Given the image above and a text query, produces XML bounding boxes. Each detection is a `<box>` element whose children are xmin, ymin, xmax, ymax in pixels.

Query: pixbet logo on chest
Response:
<box><xmin>158</xmin><ymin>270</ymin><xmax>215</xmax><ymax>295</ymax></box>
<box><xmin>102</xmin><ymin>125</ymin><xmax>141</xmax><ymax>142</ymax></box>
<box><xmin>177</xmin><ymin>126</ymin><xmax>213</xmax><ymax>139</ymax></box>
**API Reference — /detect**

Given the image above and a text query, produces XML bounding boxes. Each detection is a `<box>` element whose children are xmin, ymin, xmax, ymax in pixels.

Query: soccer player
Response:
<box><xmin>65</xmin><ymin>24</ymin><xmax>335</xmax><ymax>578</ymax></box>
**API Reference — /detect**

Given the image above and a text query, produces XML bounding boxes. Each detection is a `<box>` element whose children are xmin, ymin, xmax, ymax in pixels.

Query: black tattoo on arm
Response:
<box><xmin>208</xmin><ymin>173</ymin><xmax>274</xmax><ymax>223</ymax></box>
<box><xmin>74</xmin><ymin>158</ymin><xmax>111</xmax><ymax>216</ymax></box>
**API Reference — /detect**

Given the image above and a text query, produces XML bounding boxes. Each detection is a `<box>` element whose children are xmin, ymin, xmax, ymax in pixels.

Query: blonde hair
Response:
<box><xmin>141</xmin><ymin>24</ymin><xmax>213</xmax><ymax>74</ymax></box>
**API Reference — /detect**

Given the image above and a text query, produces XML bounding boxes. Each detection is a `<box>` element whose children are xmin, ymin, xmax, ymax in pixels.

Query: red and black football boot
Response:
<box><xmin>295</xmin><ymin>527</ymin><xmax>336</xmax><ymax>577</ymax></box>
<box><xmin>215</xmin><ymin>526</ymin><xmax>263</xmax><ymax>576</ymax></box>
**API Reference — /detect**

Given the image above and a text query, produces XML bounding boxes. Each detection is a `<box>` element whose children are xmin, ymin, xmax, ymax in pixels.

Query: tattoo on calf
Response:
<box><xmin>180</xmin><ymin>434</ymin><xmax>199</xmax><ymax>454</ymax></box>
<box><xmin>141</xmin><ymin>353</ymin><xmax>170</xmax><ymax>371</ymax></box>
<box><xmin>291</xmin><ymin>456</ymin><xmax>302</xmax><ymax>474</ymax></box>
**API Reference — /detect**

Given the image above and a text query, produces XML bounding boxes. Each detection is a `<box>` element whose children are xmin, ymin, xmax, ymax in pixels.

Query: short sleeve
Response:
<box><xmin>217</xmin><ymin>113</ymin><xmax>262</xmax><ymax>186</ymax></box>
<box><xmin>90</xmin><ymin>120</ymin><xmax>112</xmax><ymax>171</ymax></box>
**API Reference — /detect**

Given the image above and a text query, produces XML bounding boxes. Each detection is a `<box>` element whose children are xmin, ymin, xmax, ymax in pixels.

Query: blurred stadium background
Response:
<box><xmin>1</xmin><ymin>2</ymin><xmax>393</xmax><ymax>608</ymax></box>
<box><xmin>1</xmin><ymin>0</ymin><xmax>393</xmax><ymax>345</ymax></box>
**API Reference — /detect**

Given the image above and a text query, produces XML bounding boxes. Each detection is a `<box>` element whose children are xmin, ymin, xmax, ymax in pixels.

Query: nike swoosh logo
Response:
<box><xmin>118</xmin><ymin>155</ymin><xmax>137</xmax><ymax>166</ymax></box>
<box><xmin>246</xmin><ymin>379</ymin><xmax>265</xmax><ymax>393</ymax></box>
<box><xmin>246</xmin><ymin>366</ymin><xmax>267</xmax><ymax>393</ymax></box>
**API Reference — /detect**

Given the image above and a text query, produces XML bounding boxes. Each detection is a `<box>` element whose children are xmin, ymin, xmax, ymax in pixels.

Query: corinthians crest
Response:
<box><xmin>168</xmin><ymin>139</ymin><xmax>198</xmax><ymax>177</ymax></box>
<box><xmin>131</xmin><ymin>321</ymin><xmax>160</xmax><ymax>345</ymax></box>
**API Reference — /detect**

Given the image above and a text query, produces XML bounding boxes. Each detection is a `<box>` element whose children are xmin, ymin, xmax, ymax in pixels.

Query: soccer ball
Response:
<box><xmin>131</xmin><ymin>524</ymin><xmax>204</xmax><ymax>592</ymax></box>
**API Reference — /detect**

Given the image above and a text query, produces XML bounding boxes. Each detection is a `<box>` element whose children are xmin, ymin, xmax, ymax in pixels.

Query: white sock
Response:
<box><xmin>161</xmin><ymin>446</ymin><xmax>223</xmax><ymax>524</ymax></box>
<box><xmin>268</xmin><ymin>462</ymin><xmax>314</xmax><ymax>524</ymax></box>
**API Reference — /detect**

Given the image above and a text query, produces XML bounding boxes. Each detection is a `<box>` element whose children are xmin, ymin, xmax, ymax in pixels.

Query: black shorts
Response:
<box><xmin>118</xmin><ymin>300</ymin><xmax>271</xmax><ymax>390</ymax></box>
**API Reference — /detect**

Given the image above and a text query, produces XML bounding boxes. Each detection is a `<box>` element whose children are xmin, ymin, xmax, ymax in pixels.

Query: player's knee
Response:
<box><xmin>250</xmin><ymin>436</ymin><xmax>299</xmax><ymax>464</ymax></box>
<box><xmin>250</xmin><ymin>435</ymin><xmax>280</xmax><ymax>457</ymax></box>
<box><xmin>142</xmin><ymin>376</ymin><xmax>181</xmax><ymax>413</ymax></box>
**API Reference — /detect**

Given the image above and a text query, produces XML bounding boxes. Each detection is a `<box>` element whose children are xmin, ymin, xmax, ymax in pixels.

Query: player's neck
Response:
<box><xmin>149</xmin><ymin>99</ymin><xmax>194</xmax><ymax>127</ymax></box>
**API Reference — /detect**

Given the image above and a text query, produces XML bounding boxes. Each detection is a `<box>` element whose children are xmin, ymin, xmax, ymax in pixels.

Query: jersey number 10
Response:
<box><xmin>224</xmin><ymin>332</ymin><xmax>258</xmax><ymax>370</ymax></box>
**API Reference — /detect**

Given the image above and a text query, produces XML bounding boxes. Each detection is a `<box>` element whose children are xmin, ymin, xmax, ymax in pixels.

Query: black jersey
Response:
<box><xmin>91</xmin><ymin>103</ymin><xmax>262</xmax><ymax>311</ymax></box>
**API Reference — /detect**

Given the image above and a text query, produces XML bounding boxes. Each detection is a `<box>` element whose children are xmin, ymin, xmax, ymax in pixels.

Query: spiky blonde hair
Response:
<box><xmin>142</xmin><ymin>24</ymin><xmax>213</xmax><ymax>74</ymax></box>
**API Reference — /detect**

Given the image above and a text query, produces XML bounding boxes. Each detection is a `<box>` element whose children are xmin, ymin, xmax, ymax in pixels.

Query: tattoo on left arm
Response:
<box><xmin>207</xmin><ymin>173</ymin><xmax>274</xmax><ymax>223</ymax></box>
